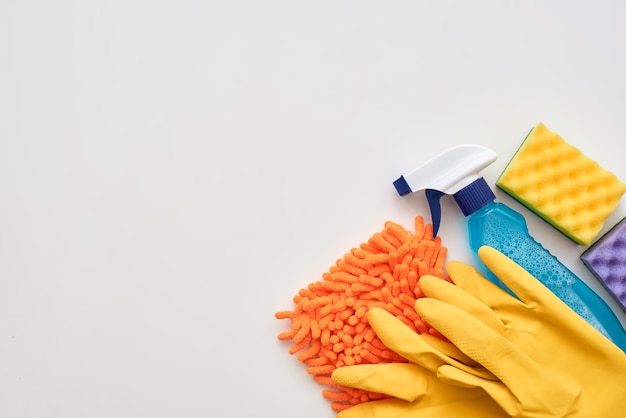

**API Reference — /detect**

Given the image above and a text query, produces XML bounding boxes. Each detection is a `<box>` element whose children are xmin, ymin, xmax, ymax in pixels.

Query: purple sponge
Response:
<box><xmin>581</xmin><ymin>217</ymin><xmax>626</xmax><ymax>312</ymax></box>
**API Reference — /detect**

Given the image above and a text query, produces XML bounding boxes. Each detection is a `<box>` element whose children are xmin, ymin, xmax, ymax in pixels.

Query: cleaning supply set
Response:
<box><xmin>276</xmin><ymin>122</ymin><xmax>626</xmax><ymax>416</ymax></box>
<box><xmin>392</xmin><ymin>124</ymin><xmax>626</xmax><ymax>349</ymax></box>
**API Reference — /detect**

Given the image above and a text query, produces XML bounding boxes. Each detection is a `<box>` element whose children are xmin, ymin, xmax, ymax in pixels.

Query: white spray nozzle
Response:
<box><xmin>394</xmin><ymin>144</ymin><xmax>497</xmax><ymax>195</ymax></box>
<box><xmin>393</xmin><ymin>144</ymin><xmax>497</xmax><ymax>236</ymax></box>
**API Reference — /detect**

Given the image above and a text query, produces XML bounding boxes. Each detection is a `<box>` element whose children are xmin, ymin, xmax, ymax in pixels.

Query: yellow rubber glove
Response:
<box><xmin>331</xmin><ymin>307</ymin><xmax>508</xmax><ymax>417</ymax></box>
<box><xmin>414</xmin><ymin>246</ymin><xmax>626</xmax><ymax>417</ymax></box>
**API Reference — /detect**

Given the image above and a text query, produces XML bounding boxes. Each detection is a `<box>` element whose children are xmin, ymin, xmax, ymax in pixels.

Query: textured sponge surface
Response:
<box><xmin>497</xmin><ymin>123</ymin><xmax>626</xmax><ymax>245</ymax></box>
<box><xmin>581</xmin><ymin>217</ymin><xmax>626</xmax><ymax>311</ymax></box>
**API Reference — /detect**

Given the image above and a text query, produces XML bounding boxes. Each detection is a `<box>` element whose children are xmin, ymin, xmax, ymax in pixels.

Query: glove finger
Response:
<box><xmin>419</xmin><ymin>274</ymin><xmax>508</xmax><ymax>334</ymax></box>
<box><xmin>367</xmin><ymin>308</ymin><xmax>496</xmax><ymax>380</ymax></box>
<box><xmin>477</xmin><ymin>246</ymin><xmax>564</xmax><ymax>308</ymax></box>
<box><xmin>414</xmin><ymin>298</ymin><xmax>527</xmax><ymax>378</ymax></box>
<box><xmin>331</xmin><ymin>363</ymin><xmax>430</xmax><ymax>401</ymax></box>
<box><xmin>336</xmin><ymin>398</ymin><xmax>412</xmax><ymax>418</ymax></box>
<box><xmin>419</xmin><ymin>333</ymin><xmax>473</xmax><ymax>365</ymax></box>
<box><xmin>336</xmin><ymin>384</ymin><xmax>510</xmax><ymax>418</ymax></box>
<box><xmin>368</xmin><ymin>307</ymin><xmax>472</xmax><ymax>364</ymax></box>
<box><xmin>333</xmin><ymin>362</ymin><xmax>502</xmax><ymax>404</ymax></box>
<box><xmin>445</xmin><ymin>260</ymin><xmax>523</xmax><ymax>308</ymax></box>
<box><xmin>437</xmin><ymin>364</ymin><xmax>581</xmax><ymax>418</ymax></box>
<box><xmin>415</xmin><ymin>298</ymin><xmax>582</xmax><ymax>416</ymax></box>
<box><xmin>437</xmin><ymin>365</ymin><xmax>519</xmax><ymax>416</ymax></box>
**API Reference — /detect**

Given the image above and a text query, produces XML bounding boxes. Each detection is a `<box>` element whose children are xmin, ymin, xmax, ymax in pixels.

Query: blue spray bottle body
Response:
<box><xmin>394</xmin><ymin>145</ymin><xmax>626</xmax><ymax>350</ymax></box>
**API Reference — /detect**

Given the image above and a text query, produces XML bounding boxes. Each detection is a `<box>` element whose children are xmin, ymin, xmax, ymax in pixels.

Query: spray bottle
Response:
<box><xmin>393</xmin><ymin>144</ymin><xmax>626</xmax><ymax>350</ymax></box>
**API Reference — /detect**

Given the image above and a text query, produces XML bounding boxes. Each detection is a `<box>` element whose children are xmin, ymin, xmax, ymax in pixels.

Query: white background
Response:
<box><xmin>1</xmin><ymin>1</ymin><xmax>626</xmax><ymax>417</ymax></box>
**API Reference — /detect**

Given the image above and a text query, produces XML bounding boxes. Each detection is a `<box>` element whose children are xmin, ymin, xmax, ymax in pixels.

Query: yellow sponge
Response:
<box><xmin>496</xmin><ymin>123</ymin><xmax>626</xmax><ymax>245</ymax></box>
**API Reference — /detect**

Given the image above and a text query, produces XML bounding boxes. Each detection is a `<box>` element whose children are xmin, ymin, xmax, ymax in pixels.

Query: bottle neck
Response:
<box><xmin>453</xmin><ymin>177</ymin><xmax>496</xmax><ymax>216</ymax></box>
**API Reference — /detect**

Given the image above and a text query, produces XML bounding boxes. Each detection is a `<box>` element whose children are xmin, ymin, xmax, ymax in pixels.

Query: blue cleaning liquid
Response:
<box><xmin>467</xmin><ymin>200</ymin><xmax>626</xmax><ymax>350</ymax></box>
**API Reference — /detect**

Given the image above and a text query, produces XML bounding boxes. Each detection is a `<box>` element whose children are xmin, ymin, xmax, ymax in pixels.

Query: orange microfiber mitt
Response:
<box><xmin>275</xmin><ymin>216</ymin><xmax>449</xmax><ymax>412</ymax></box>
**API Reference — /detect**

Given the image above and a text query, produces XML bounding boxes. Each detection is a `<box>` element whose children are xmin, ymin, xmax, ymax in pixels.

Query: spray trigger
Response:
<box><xmin>425</xmin><ymin>189</ymin><xmax>445</xmax><ymax>237</ymax></box>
